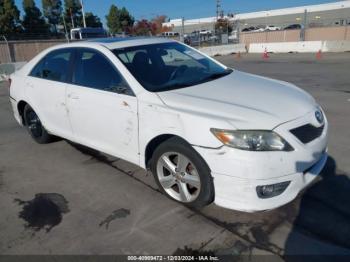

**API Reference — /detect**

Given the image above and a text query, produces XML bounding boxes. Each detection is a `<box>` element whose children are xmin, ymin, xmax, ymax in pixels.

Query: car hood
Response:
<box><xmin>157</xmin><ymin>70</ymin><xmax>317</xmax><ymax>130</ymax></box>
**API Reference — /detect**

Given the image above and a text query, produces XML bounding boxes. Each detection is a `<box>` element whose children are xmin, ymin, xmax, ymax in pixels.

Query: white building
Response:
<box><xmin>163</xmin><ymin>1</ymin><xmax>350</xmax><ymax>33</ymax></box>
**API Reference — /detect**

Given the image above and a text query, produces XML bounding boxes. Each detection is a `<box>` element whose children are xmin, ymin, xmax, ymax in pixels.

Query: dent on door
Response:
<box><xmin>66</xmin><ymin>86</ymin><xmax>139</xmax><ymax>165</ymax></box>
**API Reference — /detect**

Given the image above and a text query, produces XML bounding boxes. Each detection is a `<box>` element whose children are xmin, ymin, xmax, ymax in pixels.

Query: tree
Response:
<box><xmin>215</xmin><ymin>18</ymin><xmax>233</xmax><ymax>34</ymax></box>
<box><xmin>42</xmin><ymin>0</ymin><xmax>62</xmax><ymax>34</ymax></box>
<box><xmin>85</xmin><ymin>12</ymin><xmax>102</xmax><ymax>28</ymax></box>
<box><xmin>64</xmin><ymin>0</ymin><xmax>82</xmax><ymax>30</ymax></box>
<box><xmin>131</xmin><ymin>17</ymin><xmax>170</xmax><ymax>36</ymax></box>
<box><xmin>106</xmin><ymin>4</ymin><xmax>118</xmax><ymax>34</ymax></box>
<box><xmin>151</xmin><ymin>15</ymin><xmax>171</xmax><ymax>35</ymax></box>
<box><xmin>22</xmin><ymin>0</ymin><xmax>49</xmax><ymax>37</ymax></box>
<box><xmin>118</xmin><ymin>7</ymin><xmax>134</xmax><ymax>33</ymax></box>
<box><xmin>0</xmin><ymin>0</ymin><xmax>21</xmax><ymax>38</ymax></box>
<box><xmin>132</xmin><ymin>19</ymin><xmax>155</xmax><ymax>36</ymax></box>
<box><xmin>106</xmin><ymin>4</ymin><xmax>134</xmax><ymax>34</ymax></box>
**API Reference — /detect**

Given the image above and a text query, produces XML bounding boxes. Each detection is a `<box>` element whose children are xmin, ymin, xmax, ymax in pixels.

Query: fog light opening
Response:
<box><xmin>256</xmin><ymin>181</ymin><xmax>291</xmax><ymax>199</ymax></box>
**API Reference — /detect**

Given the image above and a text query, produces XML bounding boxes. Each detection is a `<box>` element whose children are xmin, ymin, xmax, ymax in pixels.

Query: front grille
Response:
<box><xmin>290</xmin><ymin>124</ymin><xmax>324</xmax><ymax>144</ymax></box>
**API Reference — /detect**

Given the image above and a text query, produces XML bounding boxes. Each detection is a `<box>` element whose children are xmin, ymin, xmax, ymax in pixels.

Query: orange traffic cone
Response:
<box><xmin>316</xmin><ymin>49</ymin><xmax>323</xmax><ymax>60</ymax></box>
<box><xmin>262</xmin><ymin>48</ymin><xmax>269</xmax><ymax>59</ymax></box>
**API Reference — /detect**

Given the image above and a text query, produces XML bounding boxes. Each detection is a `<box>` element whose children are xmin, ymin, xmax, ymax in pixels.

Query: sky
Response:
<box><xmin>14</xmin><ymin>0</ymin><xmax>339</xmax><ymax>22</ymax></box>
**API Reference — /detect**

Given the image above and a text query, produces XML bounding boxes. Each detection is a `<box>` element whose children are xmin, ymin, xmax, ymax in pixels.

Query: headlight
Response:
<box><xmin>210</xmin><ymin>129</ymin><xmax>294</xmax><ymax>151</ymax></box>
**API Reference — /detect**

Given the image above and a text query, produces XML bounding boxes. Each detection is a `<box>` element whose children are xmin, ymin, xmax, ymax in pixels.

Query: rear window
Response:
<box><xmin>30</xmin><ymin>49</ymin><xmax>73</xmax><ymax>82</ymax></box>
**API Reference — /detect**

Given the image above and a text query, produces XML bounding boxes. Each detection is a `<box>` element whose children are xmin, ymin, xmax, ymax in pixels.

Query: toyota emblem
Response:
<box><xmin>315</xmin><ymin>110</ymin><xmax>324</xmax><ymax>125</ymax></box>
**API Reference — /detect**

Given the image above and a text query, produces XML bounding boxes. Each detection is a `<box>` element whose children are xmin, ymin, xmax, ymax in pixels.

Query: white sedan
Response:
<box><xmin>8</xmin><ymin>38</ymin><xmax>328</xmax><ymax>212</ymax></box>
<box><xmin>265</xmin><ymin>25</ymin><xmax>281</xmax><ymax>31</ymax></box>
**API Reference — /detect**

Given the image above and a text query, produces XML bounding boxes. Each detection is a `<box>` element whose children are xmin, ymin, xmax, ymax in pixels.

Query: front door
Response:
<box><xmin>66</xmin><ymin>48</ymin><xmax>139</xmax><ymax>164</ymax></box>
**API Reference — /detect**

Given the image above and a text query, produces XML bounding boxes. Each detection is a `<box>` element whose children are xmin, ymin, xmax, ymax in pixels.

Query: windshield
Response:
<box><xmin>112</xmin><ymin>42</ymin><xmax>232</xmax><ymax>92</ymax></box>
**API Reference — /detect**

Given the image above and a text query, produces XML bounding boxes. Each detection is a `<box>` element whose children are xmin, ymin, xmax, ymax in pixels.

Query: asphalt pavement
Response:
<box><xmin>0</xmin><ymin>53</ymin><xmax>350</xmax><ymax>259</ymax></box>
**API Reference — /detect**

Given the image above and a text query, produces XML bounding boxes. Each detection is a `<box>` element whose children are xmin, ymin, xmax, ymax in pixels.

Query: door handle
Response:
<box><xmin>26</xmin><ymin>81</ymin><xmax>34</xmax><ymax>88</ymax></box>
<box><xmin>68</xmin><ymin>93</ymin><xmax>79</xmax><ymax>100</ymax></box>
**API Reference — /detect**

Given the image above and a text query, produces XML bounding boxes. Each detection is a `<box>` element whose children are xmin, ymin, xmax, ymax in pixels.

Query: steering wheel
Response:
<box><xmin>169</xmin><ymin>65</ymin><xmax>188</xmax><ymax>81</ymax></box>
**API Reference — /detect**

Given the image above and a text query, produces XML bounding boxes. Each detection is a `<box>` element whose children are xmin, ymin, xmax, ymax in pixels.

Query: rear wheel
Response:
<box><xmin>23</xmin><ymin>104</ymin><xmax>53</xmax><ymax>144</ymax></box>
<box><xmin>150</xmin><ymin>137</ymin><xmax>214</xmax><ymax>208</ymax></box>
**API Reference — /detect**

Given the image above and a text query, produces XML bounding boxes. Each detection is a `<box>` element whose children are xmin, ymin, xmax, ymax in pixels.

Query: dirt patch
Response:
<box><xmin>15</xmin><ymin>193</ymin><xmax>69</xmax><ymax>232</ymax></box>
<box><xmin>99</xmin><ymin>208</ymin><xmax>130</xmax><ymax>229</ymax></box>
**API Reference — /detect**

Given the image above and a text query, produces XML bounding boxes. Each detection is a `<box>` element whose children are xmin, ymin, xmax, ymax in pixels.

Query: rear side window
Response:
<box><xmin>30</xmin><ymin>59</ymin><xmax>45</xmax><ymax>78</ymax></box>
<box><xmin>30</xmin><ymin>49</ymin><xmax>73</xmax><ymax>82</ymax></box>
<box><xmin>72</xmin><ymin>49</ymin><xmax>133</xmax><ymax>95</ymax></box>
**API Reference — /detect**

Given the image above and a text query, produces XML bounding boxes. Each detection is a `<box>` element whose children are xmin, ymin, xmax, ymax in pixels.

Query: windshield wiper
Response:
<box><xmin>159</xmin><ymin>82</ymin><xmax>193</xmax><ymax>92</ymax></box>
<box><xmin>192</xmin><ymin>69</ymin><xmax>233</xmax><ymax>86</ymax></box>
<box><xmin>207</xmin><ymin>69</ymin><xmax>233</xmax><ymax>80</ymax></box>
<box><xmin>155</xmin><ymin>69</ymin><xmax>233</xmax><ymax>92</ymax></box>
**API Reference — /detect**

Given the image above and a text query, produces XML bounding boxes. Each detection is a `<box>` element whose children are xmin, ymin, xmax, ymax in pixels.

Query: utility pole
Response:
<box><xmin>70</xmin><ymin>8</ymin><xmax>75</xmax><ymax>28</ymax></box>
<box><xmin>80</xmin><ymin>0</ymin><xmax>87</xmax><ymax>28</ymax></box>
<box><xmin>300</xmin><ymin>9</ymin><xmax>307</xmax><ymax>41</ymax></box>
<box><xmin>216</xmin><ymin>0</ymin><xmax>221</xmax><ymax>20</ymax></box>
<box><xmin>215</xmin><ymin>0</ymin><xmax>221</xmax><ymax>37</ymax></box>
<box><xmin>62</xmin><ymin>13</ymin><xmax>70</xmax><ymax>42</ymax></box>
<box><xmin>181</xmin><ymin>17</ymin><xmax>185</xmax><ymax>42</ymax></box>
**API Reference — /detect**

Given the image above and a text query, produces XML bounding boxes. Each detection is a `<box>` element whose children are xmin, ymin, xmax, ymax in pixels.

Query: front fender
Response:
<box><xmin>138</xmin><ymin>98</ymin><xmax>234</xmax><ymax>168</ymax></box>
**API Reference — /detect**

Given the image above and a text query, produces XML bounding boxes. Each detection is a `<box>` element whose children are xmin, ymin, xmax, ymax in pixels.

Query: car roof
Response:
<box><xmin>87</xmin><ymin>37</ymin><xmax>174</xmax><ymax>50</ymax></box>
<box><xmin>25</xmin><ymin>38</ymin><xmax>177</xmax><ymax>70</ymax></box>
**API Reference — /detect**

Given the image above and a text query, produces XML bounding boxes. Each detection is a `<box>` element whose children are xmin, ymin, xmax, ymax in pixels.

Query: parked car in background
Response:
<box><xmin>284</xmin><ymin>24</ymin><xmax>302</xmax><ymax>30</ymax></box>
<box><xmin>241</xmin><ymin>26</ymin><xmax>256</xmax><ymax>32</ymax></box>
<box><xmin>162</xmin><ymin>32</ymin><xmax>180</xmax><ymax>37</ymax></box>
<box><xmin>242</xmin><ymin>26</ymin><xmax>264</xmax><ymax>33</ymax></box>
<box><xmin>265</xmin><ymin>25</ymin><xmax>281</xmax><ymax>31</ymax></box>
<box><xmin>229</xmin><ymin>30</ymin><xmax>238</xmax><ymax>41</ymax></box>
<box><xmin>252</xmin><ymin>26</ymin><xmax>266</xmax><ymax>32</ymax></box>
<box><xmin>9</xmin><ymin>38</ymin><xmax>329</xmax><ymax>212</ymax></box>
<box><xmin>199</xmin><ymin>30</ymin><xmax>212</xmax><ymax>35</ymax></box>
<box><xmin>209</xmin><ymin>35</ymin><xmax>218</xmax><ymax>40</ymax></box>
<box><xmin>70</xmin><ymin>27</ymin><xmax>107</xmax><ymax>40</ymax></box>
<box><xmin>184</xmin><ymin>33</ymin><xmax>201</xmax><ymax>46</ymax></box>
<box><xmin>242</xmin><ymin>26</ymin><xmax>254</xmax><ymax>32</ymax></box>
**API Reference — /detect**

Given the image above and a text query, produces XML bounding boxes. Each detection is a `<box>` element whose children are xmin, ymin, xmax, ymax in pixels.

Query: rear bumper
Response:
<box><xmin>10</xmin><ymin>97</ymin><xmax>22</xmax><ymax>125</ymax></box>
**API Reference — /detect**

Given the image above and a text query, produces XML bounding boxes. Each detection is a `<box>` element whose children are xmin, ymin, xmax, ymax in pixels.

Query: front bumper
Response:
<box><xmin>193</xmin><ymin>111</ymin><xmax>329</xmax><ymax>212</ymax></box>
<box><xmin>211</xmin><ymin>153</ymin><xmax>327</xmax><ymax>212</ymax></box>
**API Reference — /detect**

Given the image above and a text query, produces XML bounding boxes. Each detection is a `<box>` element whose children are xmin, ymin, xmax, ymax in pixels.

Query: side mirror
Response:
<box><xmin>108</xmin><ymin>85</ymin><xmax>133</xmax><ymax>95</ymax></box>
<box><xmin>115</xmin><ymin>86</ymin><xmax>127</xmax><ymax>94</ymax></box>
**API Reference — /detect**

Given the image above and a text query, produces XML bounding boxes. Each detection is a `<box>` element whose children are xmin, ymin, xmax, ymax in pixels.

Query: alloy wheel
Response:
<box><xmin>26</xmin><ymin>110</ymin><xmax>43</xmax><ymax>138</ymax></box>
<box><xmin>156</xmin><ymin>152</ymin><xmax>201</xmax><ymax>203</ymax></box>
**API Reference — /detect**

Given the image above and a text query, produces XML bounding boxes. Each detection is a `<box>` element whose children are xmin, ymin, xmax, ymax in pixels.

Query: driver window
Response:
<box><xmin>73</xmin><ymin>49</ymin><xmax>133</xmax><ymax>96</ymax></box>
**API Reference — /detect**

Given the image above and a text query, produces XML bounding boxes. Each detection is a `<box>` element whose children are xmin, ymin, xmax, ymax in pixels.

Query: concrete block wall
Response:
<box><xmin>199</xmin><ymin>44</ymin><xmax>247</xmax><ymax>56</ymax></box>
<box><xmin>249</xmin><ymin>40</ymin><xmax>350</xmax><ymax>53</ymax></box>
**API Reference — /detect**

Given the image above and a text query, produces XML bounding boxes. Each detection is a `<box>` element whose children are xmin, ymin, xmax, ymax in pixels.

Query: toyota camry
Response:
<box><xmin>8</xmin><ymin>38</ymin><xmax>329</xmax><ymax>212</ymax></box>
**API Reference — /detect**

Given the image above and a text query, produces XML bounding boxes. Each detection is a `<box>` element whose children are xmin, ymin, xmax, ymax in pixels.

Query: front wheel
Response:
<box><xmin>150</xmin><ymin>137</ymin><xmax>214</xmax><ymax>208</ymax></box>
<box><xmin>23</xmin><ymin>104</ymin><xmax>53</xmax><ymax>144</ymax></box>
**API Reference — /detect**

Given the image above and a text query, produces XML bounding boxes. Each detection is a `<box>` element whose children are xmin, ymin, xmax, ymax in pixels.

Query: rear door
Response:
<box><xmin>26</xmin><ymin>48</ymin><xmax>74</xmax><ymax>138</ymax></box>
<box><xmin>66</xmin><ymin>48</ymin><xmax>139</xmax><ymax>164</ymax></box>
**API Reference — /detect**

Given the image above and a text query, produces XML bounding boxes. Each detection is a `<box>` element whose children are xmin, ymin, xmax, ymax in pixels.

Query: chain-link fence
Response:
<box><xmin>0</xmin><ymin>38</ymin><xmax>68</xmax><ymax>64</ymax></box>
<box><xmin>168</xmin><ymin>8</ymin><xmax>350</xmax><ymax>47</ymax></box>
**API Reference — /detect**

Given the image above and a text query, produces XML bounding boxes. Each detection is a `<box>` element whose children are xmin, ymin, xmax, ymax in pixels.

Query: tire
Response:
<box><xmin>23</xmin><ymin>104</ymin><xmax>53</xmax><ymax>144</ymax></box>
<box><xmin>150</xmin><ymin>137</ymin><xmax>214</xmax><ymax>208</ymax></box>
